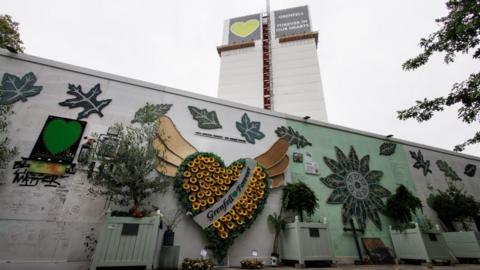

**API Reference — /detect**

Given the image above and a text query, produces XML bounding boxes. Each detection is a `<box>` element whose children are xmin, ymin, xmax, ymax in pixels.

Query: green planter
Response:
<box><xmin>389</xmin><ymin>223</ymin><xmax>452</xmax><ymax>264</ymax></box>
<box><xmin>90</xmin><ymin>214</ymin><xmax>161</xmax><ymax>270</ymax></box>
<box><xmin>443</xmin><ymin>231</ymin><xmax>480</xmax><ymax>260</ymax></box>
<box><xmin>280</xmin><ymin>220</ymin><xmax>335</xmax><ymax>266</ymax></box>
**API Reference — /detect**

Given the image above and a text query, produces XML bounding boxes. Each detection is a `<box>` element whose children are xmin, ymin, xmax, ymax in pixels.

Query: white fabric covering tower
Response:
<box><xmin>217</xmin><ymin>5</ymin><xmax>328</xmax><ymax>122</ymax></box>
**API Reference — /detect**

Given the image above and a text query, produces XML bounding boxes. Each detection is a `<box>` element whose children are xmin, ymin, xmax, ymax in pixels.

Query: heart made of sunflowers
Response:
<box><xmin>175</xmin><ymin>153</ymin><xmax>269</xmax><ymax>259</ymax></box>
<box><xmin>153</xmin><ymin>116</ymin><xmax>290</xmax><ymax>260</ymax></box>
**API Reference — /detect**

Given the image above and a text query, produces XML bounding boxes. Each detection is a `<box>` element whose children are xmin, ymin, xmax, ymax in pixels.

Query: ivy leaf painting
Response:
<box><xmin>464</xmin><ymin>164</ymin><xmax>476</xmax><ymax>177</ymax></box>
<box><xmin>187</xmin><ymin>106</ymin><xmax>222</xmax><ymax>129</ymax></box>
<box><xmin>275</xmin><ymin>126</ymin><xmax>312</xmax><ymax>149</ymax></box>
<box><xmin>436</xmin><ymin>160</ymin><xmax>462</xmax><ymax>181</ymax></box>
<box><xmin>0</xmin><ymin>72</ymin><xmax>43</xmax><ymax>104</ymax></box>
<box><xmin>132</xmin><ymin>103</ymin><xmax>172</xmax><ymax>124</ymax></box>
<box><xmin>236</xmin><ymin>113</ymin><xmax>265</xmax><ymax>144</ymax></box>
<box><xmin>379</xmin><ymin>142</ymin><xmax>396</xmax><ymax>156</ymax></box>
<box><xmin>409</xmin><ymin>150</ymin><xmax>432</xmax><ymax>176</ymax></box>
<box><xmin>59</xmin><ymin>83</ymin><xmax>112</xmax><ymax>120</ymax></box>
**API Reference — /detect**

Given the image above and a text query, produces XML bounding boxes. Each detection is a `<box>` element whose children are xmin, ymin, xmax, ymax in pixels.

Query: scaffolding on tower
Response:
<box><xmin>262</xmin><ymin>0</ymin><xmax>273</xmax><ymax>110</ymax></box>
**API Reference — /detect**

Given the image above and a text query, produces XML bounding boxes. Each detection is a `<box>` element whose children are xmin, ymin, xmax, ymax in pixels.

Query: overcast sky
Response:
<box><xmin>2</xmin><ymin>0</ymin><xmax>479</xmax><ymax>156</ymax></box>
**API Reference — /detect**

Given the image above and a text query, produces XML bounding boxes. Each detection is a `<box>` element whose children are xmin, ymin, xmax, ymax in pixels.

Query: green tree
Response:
<box><xmin>427</xmin><ymin>182</ymin><xmax>479</xmax><ymax>231</ymax></box>
<box><xmin>0</xmin><ymin>104</ymin><xmax>17</xmax><ymax>167</ymax></box>
<box><xmin>384</xmin><ymin>185</ymin><xmax>423</xmax><ymax>228</ymax></box>
<box><xmin>282</xmin><ymin>181</ymin><xmax>319</xmax><ymax>222</ymax></box>
<box><xmin>87</xmin><ymin>104</ymin><xmax>171</xmax><ymax>216</ymax></box>
<box><xmin>398</xmin><ymin>1</ymin><xmax>480</xmax><ymax>151</ymax></box>
<box><xmin>0</xmin><ymin>14</ymin><xmax>24</xmax><ymax>53</ymax></box>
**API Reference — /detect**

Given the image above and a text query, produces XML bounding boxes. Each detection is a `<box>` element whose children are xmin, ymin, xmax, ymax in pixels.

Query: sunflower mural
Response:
<box><xmin>320</xmin><ymin>146</ymin><xmax>391</xmax><ymax>230</ymax></box>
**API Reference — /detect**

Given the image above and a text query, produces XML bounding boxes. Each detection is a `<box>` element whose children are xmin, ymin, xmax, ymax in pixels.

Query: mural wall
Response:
<box><xmin>1</xmin><ymin>51</ymin><xmax>480</xmax><ymax>269</ymax></box>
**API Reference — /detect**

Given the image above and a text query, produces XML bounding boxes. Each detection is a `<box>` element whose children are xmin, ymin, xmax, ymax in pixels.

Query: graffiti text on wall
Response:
<box><xmin>12</xmin><ymin>158</ymin><xmax>75</xmax><ymax>187</ymax></box>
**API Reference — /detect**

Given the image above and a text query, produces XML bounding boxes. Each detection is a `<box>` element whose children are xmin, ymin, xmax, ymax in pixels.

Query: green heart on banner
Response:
<box><xmin>230</xmin><ymin>19</ymin><xmax>260</xmax><ymax>38</ymax></box>
<box><xmin>42</xmin><ymin>118</ymin><xmax>82</xmax><ymax>155</ymax></box>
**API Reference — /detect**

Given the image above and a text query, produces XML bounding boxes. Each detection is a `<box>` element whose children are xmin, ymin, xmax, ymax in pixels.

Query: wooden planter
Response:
<box><xmin>90</xmin><ymin>214</ymin><xmax>161</xmax><ymax>270</ymax></box>
<box><xmin>280</xmin><ymin>220</ymin><xmax>335</xmax><ymax>266</ymax></box>
<box><xmin>443</xmin><ymin>231</ymin><xmax>480</xmax><ymax>260</ymax></box>
<box><xmin>389</xmin><ymin>223</ymin><xmax>451</xmax><ymax>264</ymax></box>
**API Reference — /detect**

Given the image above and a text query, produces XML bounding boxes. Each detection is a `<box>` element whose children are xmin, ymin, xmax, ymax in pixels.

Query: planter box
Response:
<box><xmin>280</xmin><ymin>220</ymin><xmax>335</xmax><ymax>265</ymax></box>
<box><xmin>90</xmin><ymin>214</ymin><xmax>161</xmax><ymax>270</ymax></box>
<box><xmin>389</xmin><ymin>223</ymin><xmax>451</xmax><ymax>264</ymax></box>
<box><xmin>158</xmin><ymin>245</ymin><xmax>180</xmax><ymax>270</ymax></box>
<box><xmin>443</xmin><ymin>231</ymin><xmax>480</xmax><ymax>260</ymax></box>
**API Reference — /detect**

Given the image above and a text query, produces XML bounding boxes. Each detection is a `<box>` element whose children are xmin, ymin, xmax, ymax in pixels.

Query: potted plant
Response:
<box><xmin>282</xmin><ymin>181</ymin><xmax>318</xmax><ymax>222</ymax></box>
<box><xmin>385</xmin><ymin>185</ymin><xmax>451</xmax><ymax>264</ymax></box>
<box><xmin>88</xmin><ymin>116</ymin><xmax>172</xmax><ymax>270</ymax></box>
<box><xmin>428</xmin><ymin>182</ymin><xmax>480</xmax><ymax>261</ymax></box>
<box><xmin>158</xmin><ymin>208</ymin><xmax>185</xmax><ymax>270</ymax></box>
<box><xmin>279</xmin><ymin>181</ymin><xmax>334</xmax><ymax>266</ymax></box>
<box><xmin>267</xmin><ymin>212</ymin><xmax>286</xmax><ymax>266</ymax></box>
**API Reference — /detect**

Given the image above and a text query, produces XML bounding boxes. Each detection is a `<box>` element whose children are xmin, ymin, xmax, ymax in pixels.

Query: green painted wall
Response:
<box><xmin>285</xmin><ymin>120</ymin><xmax>418</xmax><ymax>258</ymax></box>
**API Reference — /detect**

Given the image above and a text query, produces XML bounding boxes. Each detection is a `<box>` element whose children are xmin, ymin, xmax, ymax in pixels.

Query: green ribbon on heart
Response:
<box><xmin>42</xmin><ymin>118</ymin><xmax>82</xmax><ymax>155</ymax></box>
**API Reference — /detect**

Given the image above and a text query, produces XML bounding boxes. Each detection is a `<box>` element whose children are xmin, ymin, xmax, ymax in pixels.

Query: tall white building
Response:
<box><xmin>217</xmin><ymin>6</ymin><xmax>328</xmax><ymax>122</ymax></box>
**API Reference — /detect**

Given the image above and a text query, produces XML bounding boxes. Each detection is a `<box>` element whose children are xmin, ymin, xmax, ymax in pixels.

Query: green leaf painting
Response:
<box><xmin>275</xmin><ymin>126</ymin><xmax>312</xmax><ymax>149</ymax></box>
<box><xmin>409</xmin><ymin>150</ymin><xmax>432</xmax><ymax>176</ymax></box>
<box><xmin>0</xmin><ymin>72</ymin><xmax>43</xmax><ymax>104</ymax></box>
<box><xmin>379</xmin><ymin>142</ymin><xmax>396</xmax><ymax>156</ymax></box>
<box><xmin>59</xmin><ymin>83</ymin><xmax>112</xmax><ymax>119</ymax></box>
<box><xmin>436</xmin><ymin>160</ymin><xmax>462</xmax><ymax>182</ymax></box>
<box><xmin>187</xmin><ymin>106</ymin><xmax>222</xmax><ymax>129</ymax></box>
<box><xmin>236</xmin><ymin>113</ymin><xmax>265</xmax><ymax>144</ymax></box>
<box><xmin>132</xmin><ymin>103</ymin><xmax>172</xmax><ymax>124</ymax></box>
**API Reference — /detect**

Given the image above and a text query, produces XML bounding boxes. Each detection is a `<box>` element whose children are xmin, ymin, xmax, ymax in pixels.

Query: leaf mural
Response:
<box><xmin>409</xmin><ymin>150</ymin><xmax>432</xmax><ymax>176</ymax></box>
<box><xmin>235</xmin><ymin>113</ymin><xmax>265</xmax><ymax>144</ymax></box>
<box><xmin>436</xmin><ymin>160</ymin><xmax>462</xmax><ymax>181</ymax></box>
<box><xmin>0</xmin><ymin>72</ymin><xmax>43</xmax><ymax>104</ymax></box>
<box><xmin>58</xmin><ymin>83</ymin><xmax>112</xmax><ymax>120</ymax></box>
<box><xmin>187</xmin><ymin>106</ymin><xmax>222</xmax><ymax>129</ymax></box>
<box><xmin>464</xmin><ymin>164</ymin><xmax>476</xmax><ymax>177</ymax></box>
<box><xmin>132</xmin><ymin>103</ymin><xmax>172</xmax><ymax>124</ymax></box>
<box><xmin>275</xmin><ymin>126</ymin><xmax>312</xmax><ymax>148</ymax></box>
<box><xmin>379</xmin><ymin>142</ymin><xmax>396</xmax><ymax>156</ymax></box>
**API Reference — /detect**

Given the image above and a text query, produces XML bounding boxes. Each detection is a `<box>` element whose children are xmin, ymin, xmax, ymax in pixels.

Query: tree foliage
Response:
<box><xmin>282</xmin><ymin>181</ymin><xmax>319</xmax><ymax>222</ymax></box>
<box><xmin>87</xmin><ymin>104</ymin><xmax>171</xmax><ymax>215</ymax></box>
<box><xmin>0</xmin><ymin>104</ymin><xmax>17</xmax><ymax>167</ymax></box>
<box><xmin>427</xmin><ymin>182</ymin><xmax>480</xmax><ymax>231</ymax></box>
<box><xmin>398</xmin><ymin>1</ymin><xmax>480</xmax><ymax>151</ymax></box>
<box><xmin>0</xmin><ymin>14</ymin><xmax>24</xmax><ymax>53</ymax></box>
<box><xmin>384</xmin><ymin>185</ymin><xmax>423</xmax><ymax>226</ymax></box>
<box><xmin>88</xmin><ymin>123</ymin><xmax>170</xmax><ymax>212</ymax></box>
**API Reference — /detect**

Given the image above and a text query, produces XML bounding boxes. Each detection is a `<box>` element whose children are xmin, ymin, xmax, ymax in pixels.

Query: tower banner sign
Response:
<box><xmin>228</xmin><ymin>14</ymin><xmax>262</xmax><ymax>44</ymax></box>
<box><xmin>274</xmin><ymin>6</ymin><xmax>311</xmax><ymax>38</ymax></box>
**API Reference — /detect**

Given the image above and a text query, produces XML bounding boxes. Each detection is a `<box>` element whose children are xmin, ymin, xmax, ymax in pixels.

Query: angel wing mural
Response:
<box><xmin>153</xmin><ymin>116</ymin><xmax>289</xmax><ymax>187</ymax></box>
<box><xmin>152</xmin><ymin>115</ymin><xmax>289</xmax><ymax>260</ymax></box>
